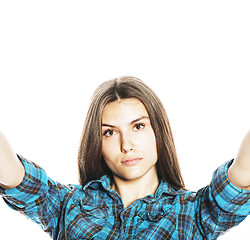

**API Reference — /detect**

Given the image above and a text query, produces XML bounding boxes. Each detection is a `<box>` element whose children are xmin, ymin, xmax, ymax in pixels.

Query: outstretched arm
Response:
<box><xmin>0</xmin><ymin>131</ymin><xmax>25</xmax><ymax>189</ymax></box>
<box><xmin>228</xmin><ymin>130</ymin><xmax>250</xmax><ymax>190</ymax></box>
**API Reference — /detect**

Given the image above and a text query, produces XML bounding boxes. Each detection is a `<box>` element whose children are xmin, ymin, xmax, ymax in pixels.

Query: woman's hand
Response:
<box><xmin>228</xmin><ymin>130</ymin><xmax>250</xmax><ymax>190</ymax></box>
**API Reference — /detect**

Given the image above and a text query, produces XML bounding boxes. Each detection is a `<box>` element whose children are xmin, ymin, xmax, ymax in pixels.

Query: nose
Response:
<box><xmin>120</xmin><ymin>132</ymin><xmax>134</xmax><ymax>153</ymax></box>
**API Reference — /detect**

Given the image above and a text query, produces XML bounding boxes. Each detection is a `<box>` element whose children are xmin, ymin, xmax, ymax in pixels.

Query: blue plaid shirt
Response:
<box><xmin>1</xmin><ymin>155</ymin><xmax>250</xmax><ymax>239</ymax></box>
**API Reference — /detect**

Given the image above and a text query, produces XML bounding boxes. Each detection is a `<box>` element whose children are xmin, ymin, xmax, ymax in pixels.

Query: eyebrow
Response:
<box><xmin>101</xmin><ymin>116</ymin><xmax>150</xmax><ymax>128</ymax></box>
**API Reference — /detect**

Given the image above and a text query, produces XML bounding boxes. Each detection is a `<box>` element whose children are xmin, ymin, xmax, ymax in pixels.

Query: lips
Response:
<box><xmin>121</xmin><ymin>157</ymin><xmax>142</xmax><ymax>166</ymax></box>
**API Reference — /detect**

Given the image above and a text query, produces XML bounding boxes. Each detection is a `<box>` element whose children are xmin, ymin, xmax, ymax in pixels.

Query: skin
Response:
<box><xmin>228</xmin><ymin>130</ymin><xmax>250</xmax><ymax>191</ymax></box>
<box><xmin>0</xmin><ymin>131</ymin><xmax>24</xmax><ymax>189</ymax></box>
<box><xmin>101</xmin><ymin>98</ymin><xmax>159</xmax><ymax>208</ymax></box>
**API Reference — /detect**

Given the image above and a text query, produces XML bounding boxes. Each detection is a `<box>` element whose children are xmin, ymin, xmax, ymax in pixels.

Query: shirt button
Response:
<box><xmin>118</xmin><ymin>205</ymin><xmax>123</xmax><ymax>210</ymax></box>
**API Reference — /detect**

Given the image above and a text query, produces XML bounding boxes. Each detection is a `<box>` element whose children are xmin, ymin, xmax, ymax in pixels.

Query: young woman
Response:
<box><xmin>0</xmin><ymin>76</ymin><xmax>250</xmax><ymax>239</ymax></box>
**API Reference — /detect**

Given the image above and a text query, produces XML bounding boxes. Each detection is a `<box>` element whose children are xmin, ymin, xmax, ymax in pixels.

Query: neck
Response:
<box><xmin>111</xmin><ymin>172</ymin><xmax>159</xmax><ymax>209</ymax></box>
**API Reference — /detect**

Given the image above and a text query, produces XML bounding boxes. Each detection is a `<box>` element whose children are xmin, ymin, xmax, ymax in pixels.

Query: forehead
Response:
<box><xmin>102</xmin><ymin>98</ymin><xmax>149</xmax><ymax>122</ymax></box>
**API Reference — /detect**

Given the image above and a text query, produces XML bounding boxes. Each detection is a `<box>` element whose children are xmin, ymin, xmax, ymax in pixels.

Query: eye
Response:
<box><xmin>103</xmin><ymin>129</ymin><xmax>117</xmax><ymax>137</ymax></box>
<box><xmin>134</xmin><ymin>123</ymin><xmax>145</xmax><ymax>131</ymax></box>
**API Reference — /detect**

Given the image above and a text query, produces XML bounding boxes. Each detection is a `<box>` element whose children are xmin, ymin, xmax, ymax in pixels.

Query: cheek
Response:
<box><xmin>101</xmin><ymin>143</ymin><xmax>109</xmax><ymax>161</ymax></box>
<box><xmin>141</xmin><ymin>132</ymin><xmax>158</xmax><ymax>159</ymax></box>
<box><xmin>101</xmin><ymin>140</ymin><xmax>117</xmax><ymax>162</ymax></box>
<box><xmin>101</xmin><ymin>142</ymin><xmax>118</xmax><ymax>173</ymax></box>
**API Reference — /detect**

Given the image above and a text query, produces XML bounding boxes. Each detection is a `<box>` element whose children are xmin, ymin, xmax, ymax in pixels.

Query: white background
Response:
<box><xmin>0</xmin><ymin>1</ymin><xmax>250</xmax><ymax>239</ymax></box>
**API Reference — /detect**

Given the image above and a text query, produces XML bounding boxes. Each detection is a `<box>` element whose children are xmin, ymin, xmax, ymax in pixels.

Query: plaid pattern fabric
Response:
<box><xmin>1</xmin><ymin>155</ymin><xmax>250</xmax><ymax>239</ymax></box>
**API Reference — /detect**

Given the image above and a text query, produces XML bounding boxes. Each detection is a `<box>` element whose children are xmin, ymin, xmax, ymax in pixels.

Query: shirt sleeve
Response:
<box><xmin>211</xmin><ymin>159</ymin><xmax>250</xmax><ymax>215</ymax></box>
<box><xmin>196</xmin><ymin>159</ymin><xmax>250</xmax><ymax>238</ymax></box>
<box><xmin>0</xmin><ymin>155</ymin><xmax>74</xmax><ymax>239</ymax></box>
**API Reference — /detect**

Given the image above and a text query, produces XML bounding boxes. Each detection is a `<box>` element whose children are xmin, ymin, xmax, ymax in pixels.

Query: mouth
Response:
<box><xmin>121</xmin><ymin>157</ymin><xmax>142</xmax><ymax>166</ymax></box>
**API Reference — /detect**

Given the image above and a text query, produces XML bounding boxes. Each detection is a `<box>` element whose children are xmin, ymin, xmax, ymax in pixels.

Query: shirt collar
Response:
<box><xmin>83</xmin><ymin>175</ymin><xmax>112</xmax><ymax>191</ymax></box>
<box><xmin>84</xmin><ymin>175</ymin><xmax>185</xmax><ymax>198</ymax></box>
<box><xmin>155</xmin><ymin>180</ymin><xmax>185</xmax><ymax>197</ymax></box>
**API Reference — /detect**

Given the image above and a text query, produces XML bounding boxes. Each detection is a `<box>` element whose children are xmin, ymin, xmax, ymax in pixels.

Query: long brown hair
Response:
<box><xmin>78</xmin><ymin>76</ymin><xmax>185</xmax><ymax>190</ymax></box>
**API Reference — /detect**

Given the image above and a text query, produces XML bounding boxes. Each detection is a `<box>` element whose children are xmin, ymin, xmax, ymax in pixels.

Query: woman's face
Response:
<box><xmin>101</xmin><ymin>98</ymin><xmax>158</xmax><ymax>182</ymax></box>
